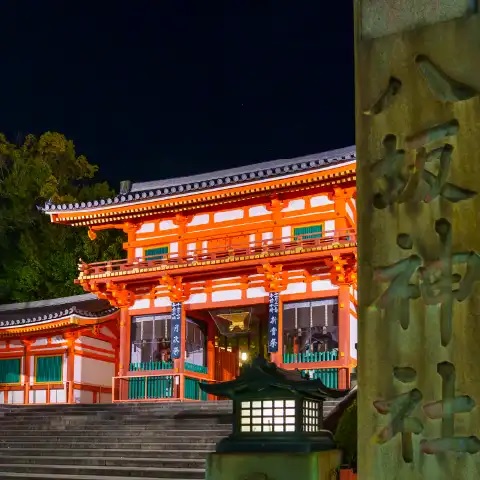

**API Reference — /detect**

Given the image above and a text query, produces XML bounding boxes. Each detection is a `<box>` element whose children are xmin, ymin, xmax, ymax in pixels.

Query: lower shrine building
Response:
<box><xmin>29</xmin><ymin>145</ymin><xmax>357</xmax><ymax>403</ymax></box>
<box><xmin>0</xmin><ymin>294</ymin><xmax>118</xmax><ymax>404</ymax></box>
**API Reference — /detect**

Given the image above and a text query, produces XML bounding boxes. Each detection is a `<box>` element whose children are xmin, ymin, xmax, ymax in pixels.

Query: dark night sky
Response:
<box><xmin>1</xmin><ymin>1</ymin><xmax>354</xmax><ymax>190</ymax></box>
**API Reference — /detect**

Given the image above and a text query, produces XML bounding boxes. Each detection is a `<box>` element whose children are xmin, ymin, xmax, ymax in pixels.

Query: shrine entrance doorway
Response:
<box><xmin>209</xmin><ymin>303</ymin><xmax>270</xmax><ymax>381</ymax></box>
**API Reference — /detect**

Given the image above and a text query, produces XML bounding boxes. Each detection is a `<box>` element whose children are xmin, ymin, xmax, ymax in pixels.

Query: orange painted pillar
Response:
<box><xmin>338</xmin><ymin>283</ymin><xmax>351</xmax><ymax>389</ymax></box>
<box><xmin>64</xmin><ymin>332</ymin><xmax>77</xmax><ymax>404</ymax></box>
<box><xmin>22</xmin><ymin>340</ymin><xmax>32</xmax><ymax>404</ymax></box>
<box><xmin>118</xmin><ymin>307</ymin><xmax>130</xmax><ymax>376</ymax></box>
<box><xmin>117</xmin><ymin>307</ymin><xmax>131</xmax><ymax>402</ymax></box>
<box><xmin>207</xmin><ymin>320</ymin><xmax>215</xmax><ymax>380</ymax></box>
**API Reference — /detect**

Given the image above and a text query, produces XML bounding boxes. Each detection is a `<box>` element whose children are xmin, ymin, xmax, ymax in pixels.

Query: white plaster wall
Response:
<box><xmin>74</xmin><ymin>389</ymin><xmax>93</xmax><ymax>404</ymax></box>
<box><xmin>130</xmin><ymin>298</ymin><xmax>150</xmax><ymax>310</ymax></box>
<box><xmin>0</xmin><ymin>391</ymin><xmax>4</xmax><ymax>403</ymax></box>
<box><xmin>188</xmin><ymin>214</ymin><xmax>209</xmax><ymax>226</ymax></box>
<box><xmin>32</xmin><ymin>338</ymin><xmax>48</xmax><ymax>346</ymax></box>
<box><xmin>9</xmin><ymin>391</ymin><xmax>24</xmax><ymax>403</ymax></box>
<box><xmin>78</xmin><ymin>337</ymin><xmax>113</xmax><ymax>351</ymax></box>
<box><xmin>281</xmin><ymin>226</ymin><xmax>291</xmax><ymax>240</ymax></box>
<box><xmin>74</xmin><ymin>356</ymin><xmax>82</xmax><ymax>383</ymax></box>
<box><xmin>246</xmin><ymin>287</ymin><xmax>267</xmax><ymax>299</ymax></box>
<box><xmin>29</xmin><ymin>356</ymin><xmax>34</xmax><ymax>384</ymax></box>
<box><xmin>154</xmin><ymin>296</ymin><xmax>171</xmax><ymax>308</ymax></box>
<box><xmin>324</xmin><ymin>220</ymin><xmax>335</xmax><ymax>236</ymax></box>
<box><xmin>137</xmin><ymin>222</ymin><xmax>155</xmax><ymax>234</ymax></box>
<box><xmin>135</xmin><ymin>247</ymin><xmax>143</xmax><ymax>258</ymax></box>
<box><xmin>249</xmin><ymin>205</ymin><xmax>269</xmax><ymax>217</ymax></box>
<box><xmin>262</xmin><ymin>232</ymin><xmax>273</xmax><ymax>243</ymax></box>
<box><xmin>310</xmin><ymin>195</ymin><xmax>334</xmax><ymax>207</ymax></box>
<box><xmin>63</xmin><ymin>353</ymin><xmax>68</xmax><ymax>382</ymax></box>
<box><xmin>0</xmin><ymin>341</ymin><xmax>6</xmax><ymax>349</ymax></box>
<box><xmin>51</xmin><ymin>336</ymin><xmax>65</xmax><ymax>344</ymax></box>
<box><xmin>346</xmin><ymin>203</ymin><xmax>355</xmax><ymax>223</ymax></box>
<box><xmin>185</xmin><ymin>293</ymin><xmax>207</xmax><ymax>304</ymax></box>
<box><xmin>282</xmin><ymin>199</ymin><xmax>305</xmax><ymax>212</ymax></box>
<box><xmin>282</xmin><ymin>283</ymin><xmax>307</xmax><ymax>295</ymax></box>
<box><xmin>9</xmin><ymin>340</ymin><xmax>21</xmax><ymax>347</ymax></box>
<box><xmin>350</xmin><ymin>313</ymin><xmax>358</xmax><ymax>360</ymax></box>
<box><xmin>99</xmin><ymin>392</ymin><xmax>112</xmax><ymax>403</ymax></box>
<box><xmin>311</xmin><ymin>279</ymin><xmax>336</xmax><ymax>291</ymax></box>
<box><xmin>30</xmin><ymin>390</ymin><xmax>46</xmax><ymax>403</ymax></box>
<box><xmin>214</xmin><ymin>209</ymin><xmax>244</xmax><ymax>222</ymax></box>
<box><xmin>160</xmin><ymin>220</ymin><xmax>176</xmax><ymax>231</ymax></box>
<box><xmin>51</xmin><ymin>389</ymin><xmax>66</xmax><ymax>403</ymax></box>
<box><xmin>211</xmin><ymin>290</ymin><xmax>242</xmax><ymax>302</ymax></box>
<box><xmin>100</xmin><ymin>326</ymin><xmax>117</xmax><ymax>339</ymax></box>
<box><xmin>187</xmin><ymin>242</ymin><xmax>196</xmax><ymax>252</ymax></box>
<box><xmin>170</xmin><ymin>242</ymin><xmax>179</xmax><ymax>257</ymax></box>
<box><xmin>77</xmin><ymin>356</ymin><xmax>114</xmax><ymax>386</ymax></box>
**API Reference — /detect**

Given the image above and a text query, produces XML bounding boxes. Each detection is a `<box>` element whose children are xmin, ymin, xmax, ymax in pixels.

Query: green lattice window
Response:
<box><xmin>145</xmin><ymin>246</ymin><xmax>169</xmax><ymax>260</ymax></box>
<box><xmin>293</xmin><ymin>225</ymin><xmax>323</xmax><ymax>241</ymax></box>
<box><xmin>0</xmin><ymin>358</ymin><xmax>21</xmax><ymax>384</ymax></box>
<box><xmin>35</xmin><ymin>355</ymin><xmax>63</xmax><ymax>383</ymax></box>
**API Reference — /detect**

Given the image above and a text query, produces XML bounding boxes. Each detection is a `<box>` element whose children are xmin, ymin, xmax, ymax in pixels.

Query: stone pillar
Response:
<box><xmin>355</xmin><ymin>2</ymin><xmax>480</xmax><ymax>478</ymax></box>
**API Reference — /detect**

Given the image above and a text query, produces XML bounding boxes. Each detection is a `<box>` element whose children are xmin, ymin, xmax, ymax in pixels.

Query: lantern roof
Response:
<box><xmin>200</xmin><ymin>355</ymin><xmax>348</xmax><ymax>400</ymax></box>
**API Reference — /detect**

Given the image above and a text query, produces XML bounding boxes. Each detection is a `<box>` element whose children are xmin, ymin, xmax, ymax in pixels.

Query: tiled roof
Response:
<box><xmin>0</xmin><ymin>294</ymin><xmax>117</xmax><ymax>328</ymax></box>
<box><xmin>42</xmin><ymin>145</ymin><xmax>356</xmax><ymax>213</ymax></box>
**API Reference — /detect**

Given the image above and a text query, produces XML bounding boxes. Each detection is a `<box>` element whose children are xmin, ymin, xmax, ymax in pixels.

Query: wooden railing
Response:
<box><xmin>79</xmin><ymin>228</ymin><xmax>356</xmax><ymax>277</ymax></box>
<box><xmin>112</xmin><ymin>370</ymin><xmax>217</xmax><ymax>402</ymax></box>
<box><xmin>0</xmin><ymin>381</ymin><xmax>113</xmax><ymax>405</ymax></box>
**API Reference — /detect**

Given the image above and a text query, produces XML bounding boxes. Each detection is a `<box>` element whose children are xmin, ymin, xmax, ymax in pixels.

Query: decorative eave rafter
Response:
<box><xmin>45</xmin><ymin>163</ymin><xmax>356</xmax><ymax>227</ymax></box>
<box><xmin>0</xmin><ymin>314</ymin><xmax>117</xmax><ymax>338</ymax></box>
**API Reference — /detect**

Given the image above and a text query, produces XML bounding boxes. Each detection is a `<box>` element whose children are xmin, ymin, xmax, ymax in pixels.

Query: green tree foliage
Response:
<box><xmin>0</xmin><ymin>132</ymin><xmax>125</xmax><ymax>303</ymax></box>
<box><xmin>334</xmin><ymin>398</ymin><xmax>357</xmax><ymax>468</ymax></box>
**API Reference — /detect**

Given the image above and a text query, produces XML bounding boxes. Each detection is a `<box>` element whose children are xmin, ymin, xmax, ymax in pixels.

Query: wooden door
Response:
<box><xmin>214</xmin><ymin>347</ymin><xmax>238</xmax><ymax>382</ymax></box>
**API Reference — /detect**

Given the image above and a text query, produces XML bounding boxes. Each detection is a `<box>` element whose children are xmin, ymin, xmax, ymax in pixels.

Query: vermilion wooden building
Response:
<box><xmin>40</xmin><ymin>146</ymin><xmax>357</xmax><ymax>402</ymax></box>
<box><xmin>0</xmin><ymin>295</ymin><xmax>118</xmax><ymax>404</ymax></box>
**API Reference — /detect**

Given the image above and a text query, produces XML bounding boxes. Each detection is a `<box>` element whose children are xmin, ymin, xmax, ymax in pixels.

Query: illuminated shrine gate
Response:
<box><xmin>41</xmin><ymin>146</ymin><xmax>358</xmax><ymax>402</ymax></box>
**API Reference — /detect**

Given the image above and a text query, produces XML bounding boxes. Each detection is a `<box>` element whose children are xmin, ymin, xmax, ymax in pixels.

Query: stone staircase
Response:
<box><xmin>0</xmin><ymin>399</ymin><xmax>342</xmax><ymax>480</ymax></box>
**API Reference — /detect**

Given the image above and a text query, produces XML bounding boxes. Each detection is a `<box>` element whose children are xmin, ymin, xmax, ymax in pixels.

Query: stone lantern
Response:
<box><xmin>200</xmin><ymin>355</ymin><xmax>347</xmax><ymax>453</ymax></box>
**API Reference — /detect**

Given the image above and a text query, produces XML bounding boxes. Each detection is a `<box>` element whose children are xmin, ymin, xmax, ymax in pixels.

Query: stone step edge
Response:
<box><xmin>0</xmin><ymin>448</ymin><xmax>212</xmax><ymax>455</ymax></box>
<box><xmin>0</xmin><ymin>473</ymin><xmax>193</xmax><ymax>480</ymax></box>
<box><xmin>0</xmin><ymin>464</ymin><xmax>205</xmax><ymax>473</ymax></box>
<box><xmin>0</xmin><ymin>456</ymin><xmax>206</xmax><ymax>463</ymax></box>
<box><xmin>0</xmin><ymin>430</ymin><xmax>229</xmax><ymax>435</ymax></box>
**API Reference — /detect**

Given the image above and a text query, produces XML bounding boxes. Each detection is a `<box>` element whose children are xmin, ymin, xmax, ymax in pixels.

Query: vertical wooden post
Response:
<box><xmin>64</xmin><ymin>332</ymin><xmax>78</xmax><ymax>404</ymax></box>
<box><xmin>21</xmin><ymin>339</ymin><xmax>32</xmax><ymax>405</ymax></box>
<box><xmin>337</xmin><ymin>284</ymin><xmax>351</xmax><ymax>369</ymax></box>
<box><xmin>118</xmin><ymin>308</ymin><xmax>130</xmax><ymax>402</ymax></box>
<box><xmin>123</xmin><ymin>223</ymin><xmax>139</xmax><ymax>262</ymax></box>
<box><xmin>206</xmin><ymin>320</ymin><xmax>216</xmax><ymax>400</ymax></box>
<box><xmin>118</xmin><ymin>307</ymin><xmax>130</xmax><ymax>376</ymax></box>
<box><xmin>163</xmin><ymin>275</ymin><xmax>190</xmax><ymax>401</ymax></box>
<box><xmin>355</xmin><ymin>1</ymin><xmax>480</xmax><ymax>477</ymax></box>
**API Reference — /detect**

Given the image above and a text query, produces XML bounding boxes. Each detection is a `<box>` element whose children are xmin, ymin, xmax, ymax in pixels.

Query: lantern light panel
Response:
<box><xmin>240</xmin><ymin>400</ymin><xmax>296</xmax><ymax>433</ymax></box>
<box><xmin>302</xmin><ymin>400</ymin><xmax>320</xmax><ymax>432</ymax></box>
